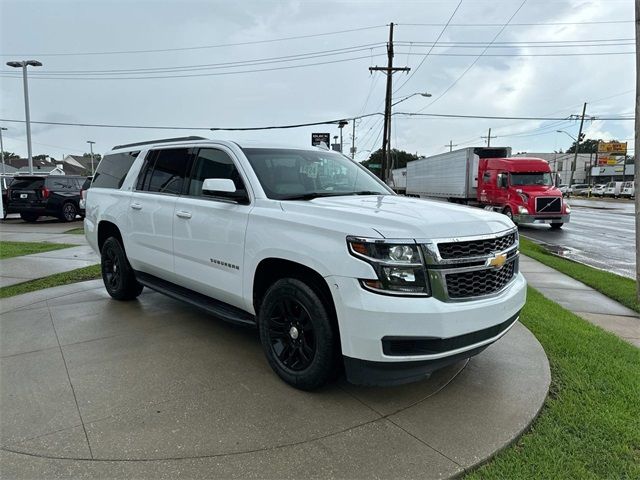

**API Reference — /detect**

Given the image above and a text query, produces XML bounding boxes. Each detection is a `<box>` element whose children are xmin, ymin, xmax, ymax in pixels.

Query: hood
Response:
<box><xmin>515</xmin><ymin>185</ymin><xmax>562</xmax><ymax>196</ymax></box>
<box><xmin>281</xmin><ymin>195</ymin><xmax>514</xmax><ymax>239</ymax></box>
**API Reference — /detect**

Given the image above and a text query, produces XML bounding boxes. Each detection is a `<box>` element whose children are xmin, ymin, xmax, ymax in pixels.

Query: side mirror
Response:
<box><xmin>202</xmin><ymin>178</ymin><xmax>236</xmax><ymax>194</ymax></box>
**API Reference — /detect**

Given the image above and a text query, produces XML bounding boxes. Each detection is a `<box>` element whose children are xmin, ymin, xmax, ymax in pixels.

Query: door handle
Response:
<box><xmin>130</xmin><ymin>203</ymin><xmax>142</xmax><ymax>210</ymax></box>
<box><xmin>176</xmin><ymin>210</ymin><xmax>192</xmax><ymax>219</ymax></box>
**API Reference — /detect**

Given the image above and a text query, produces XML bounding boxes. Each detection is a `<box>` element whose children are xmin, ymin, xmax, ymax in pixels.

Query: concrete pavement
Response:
<box><xmin>0</xmin><ymin>245</ymin><xmax>98</xmax><ymax>287</ymax></box>
<box><xmin>520</xmin><ymin>255</ymin><xmax>640</xmax><ymax>348</ymax></box>
<box><xmin>0</xmin><ymin>281</ymin><xmax>550</xmax><ymax>479</ymax></box>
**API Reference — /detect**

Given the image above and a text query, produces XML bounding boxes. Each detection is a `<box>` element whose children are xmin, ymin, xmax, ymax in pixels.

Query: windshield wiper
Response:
<box><xmin>279</xmin><ymin>192</ymin><xmax>343</xmax><ymax>201</ymax></box>
<box><xmin>349</xmin><ymin>191</ymin><xmax>388</xmax><ymax>196</ymax></box>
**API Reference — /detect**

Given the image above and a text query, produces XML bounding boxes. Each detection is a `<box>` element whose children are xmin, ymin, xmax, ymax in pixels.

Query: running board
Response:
<box><xmin>135</xmin><ymin>271</ymin><xmax>256</xmax><ymax>327</ymax></box>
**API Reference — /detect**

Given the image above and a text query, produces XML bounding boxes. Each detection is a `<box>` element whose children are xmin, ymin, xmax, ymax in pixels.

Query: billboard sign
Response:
<box><xmin>597</xmin><ymin>141</ymin><xmax>627</xmax><ymax>154</ymax></box>
<box><xmin>311</xmin><ymin>133</ymin><xmax>330</xmax><ymax>147</ymax></box>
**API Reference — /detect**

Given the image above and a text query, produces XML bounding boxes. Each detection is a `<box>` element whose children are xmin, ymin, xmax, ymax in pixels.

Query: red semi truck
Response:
<box><xmin>405</xmin><ymin>147</ymin><xmax>570</xmax><ymax>229</ymax></box>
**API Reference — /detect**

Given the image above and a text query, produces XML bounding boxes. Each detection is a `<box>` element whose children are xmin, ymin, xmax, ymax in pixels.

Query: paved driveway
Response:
<box><xmin>1</xmin><ymin>281</ymin><xmax>550</xmax><ymax>479</ymax></box>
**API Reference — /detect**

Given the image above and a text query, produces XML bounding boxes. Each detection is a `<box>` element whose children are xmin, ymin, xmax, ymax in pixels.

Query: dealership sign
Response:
<box><xmin>311</xmin><ymin>133</ymin><xmax>331</xmax><ymax>147</ymax></box>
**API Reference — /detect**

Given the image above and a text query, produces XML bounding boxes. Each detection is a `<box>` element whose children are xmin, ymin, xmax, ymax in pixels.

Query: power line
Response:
<box><xmin>0</xmin><ymin>53</ymin><xmax>387</xmax><ymax>80</ymax></box>
<box><xmin>395</xmin><ymin>50</ymin><xmax>634</xmax><ymax>57</ymax></box>
<box><xmin>0</xmin><ymin>112</ymin><xmax>631</xmax><ymax>132</ymax></box>
<box><xmin>413</xmin><ymin>0</ymin><xmax>524</xmax><ymax>112</ymax></box>
<box><xmin>398</xmin><ymin>20</ymin><xmax>634</xmax><ymax>26</ymax></box>
<box><xmin>0</xmin><ymin>25</ymin><xmax>387</xmax><ymax>57</ymax></box>
<box><xmin>393</xmin><ymin>0</ymin><xmax>463</xmax><ymax>95</ymax></box>
<box><xmin>1</xmin><ymin>43</ymin><xmax>386</xmax><ymax>76</ymax></box>
<box><xmin>395</xmin><ymin>37</ymin><xmax>634</xmax><ymax>45</ymax></box>
<box><xmin>394</xmin><ymin>41</ymin><xmax>635</xmax><ymax>49</ymax></box>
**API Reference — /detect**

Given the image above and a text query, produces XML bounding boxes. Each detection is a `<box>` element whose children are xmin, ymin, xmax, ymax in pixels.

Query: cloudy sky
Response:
<box><xmin>0</xmin><ymin>0</ymin><xmax>635</xmax><ymax>162</ymax></box>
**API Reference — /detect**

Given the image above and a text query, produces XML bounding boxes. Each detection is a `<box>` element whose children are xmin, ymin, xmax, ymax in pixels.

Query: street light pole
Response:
<box><xmin>6</xmin><ymin>60</ymin><xmax>42</xmax><ymax>175</ymax></box>
<box><xmin>0</xmin><ymin>127</ymin><xmax>7</xmax><ymax>175</ymax></box>
<box><xmin>87</xmin><ymin>140</ymin><xmax>96</xmax><ymax>174</ymax></box>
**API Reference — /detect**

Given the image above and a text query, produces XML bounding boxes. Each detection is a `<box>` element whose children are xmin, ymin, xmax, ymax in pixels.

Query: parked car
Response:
<box><xmin>86</xmin><ymin>137</ymin><xmax>527</xmax><ymax>390</ymax></box>
<box><xmin>7</xmin><ymin>175</ymin><xmax>84</xmax><ymax>222</ymax></box>
<box><xmin>604</xmin><ymin>181</ymin><xmax>623</xmax><ymax>198</ymax></box>
<box><xmin>79</xmin><ymin>176</ymin><xmax>93</xmax><ymax>216</ymax></box>
<box><xmin>570</xmin><ymin>183</ymin><xmax>589</xmax><ymax>196</ymax></box>
<box><xmin>620</xmin><ymin>181</ymin><xmax>635</xmax><ymax>199</ymax></box>
<box><xmin>1</xmin><ymin>175</ymin><xmax>13</xmax><ymax>219</ymax></box>
<box><xmin>558</xmin><ymin>184</ymin><xmax>572</xmax><ymax>197</ymax></box>
<box><xmin>592</xmin><ymin>184</ymin><xmax>607</xmax><ymax>197</ymax></box>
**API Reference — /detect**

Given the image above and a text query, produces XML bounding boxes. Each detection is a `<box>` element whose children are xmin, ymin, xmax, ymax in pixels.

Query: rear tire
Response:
<box><xmin>101</xmin><ymin>236</ymin><xmax>143</xmax><ymax>301</ymax></box>
<box><xmin>258</xmin><ymin>278</ymin><xmax>338</xmax><ymax>390</ymax></box>
<box><xmin>60</xmin><ymin>202</ymin><xmax>77</xmax><ymax>222</ymax></box>
<box><xmin>550</xmin><ymin>223</ymin><xmax>563</xmax><ymax>230</ymax></box>
<box><xmin>20</xmin><ymin>213</ymin><xmax>39</xmax><ymax>223</ymax></box>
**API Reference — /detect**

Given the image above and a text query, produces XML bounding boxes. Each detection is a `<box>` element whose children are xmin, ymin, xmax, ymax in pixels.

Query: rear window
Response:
<box><xmin>10</xmin><ymin>177</ymin><xmax>45</xmax><ymax>190</ymax></box>
<box><xmin>92</xmin><ymin>151</ymin><xmax>140</xmax><ymax>189</ymax></box>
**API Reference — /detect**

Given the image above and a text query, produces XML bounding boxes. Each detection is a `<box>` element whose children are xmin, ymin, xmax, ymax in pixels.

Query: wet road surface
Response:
<box><xmin>519</xmin><ymin>198</ymin><xmax>635</xmax><ymax>279</ymax></box>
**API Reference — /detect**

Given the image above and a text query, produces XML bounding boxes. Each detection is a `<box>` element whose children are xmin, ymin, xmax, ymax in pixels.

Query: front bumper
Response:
<box><xmin>513</xmin><ymin>213</ymin><xmax>570</xmax><ymax>224</ymax></box>
<box><xmin>326</xmin><ymin>272</ymin><xmax>527</xmax><ymax>384</ymax></box>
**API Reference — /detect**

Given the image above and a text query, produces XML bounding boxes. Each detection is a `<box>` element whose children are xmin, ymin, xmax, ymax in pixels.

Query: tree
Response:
<box><xmin>0</xmin><ymin>151</ymin><xmax>19</xmax><ymax>159</ymax></box>
<box><xmin>83</xmin><ymin>152</ymin><xmax>102</xmax><ymax>162</ymax></box>
<box><xmin>566</xmin><ymin>138</ymin><xmax>607</xmax><ymax>154</ymax></box>
<box><xmin>361</xmin><ymin>148</ymin><xmax>418</xmax><ymax>178</ymax></box>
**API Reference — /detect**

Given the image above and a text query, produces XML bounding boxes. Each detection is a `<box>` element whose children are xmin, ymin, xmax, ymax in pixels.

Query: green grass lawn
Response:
<box><xmin>0</xmin><ymin>264</ymin><xmax>101</xmax><ymax>299</ymax></box>
<box><xmin>64</xmin><ymin>227</ymin><xmax>85</xmax><ymax>235</ymax></box>
<box><xmin>467</xmin><ymin>287</ymin><xmax>640</xmax><ymax>479</ymax></box>
<box><xmin>0</xmin><ymin>240</ymin><xmax>77</xmax><ymax>260</ymax></box>
<box><xmin>519</xmin><ymin>237</ymin><xmax>639</xmax><ymax>313</ymax></box>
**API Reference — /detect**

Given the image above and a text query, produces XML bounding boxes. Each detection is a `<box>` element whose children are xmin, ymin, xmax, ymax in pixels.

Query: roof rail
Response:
<box><xmin>112</xmin><ymin>136</ymin><xmax>208</xmax><ymax>150</ymax></box>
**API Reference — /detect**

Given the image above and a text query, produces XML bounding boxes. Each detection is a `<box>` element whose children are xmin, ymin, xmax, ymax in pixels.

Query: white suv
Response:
<box><xmin>85</xmin><ymin>137</ymin><xmax>526</xmax><ymax>390</ymax></box>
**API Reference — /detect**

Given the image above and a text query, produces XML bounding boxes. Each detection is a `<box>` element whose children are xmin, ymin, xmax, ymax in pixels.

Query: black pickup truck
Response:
<box><xmin>7</xmin><ymin>175</ymin><xmax>87</xmax><ymax>222</ymax></box>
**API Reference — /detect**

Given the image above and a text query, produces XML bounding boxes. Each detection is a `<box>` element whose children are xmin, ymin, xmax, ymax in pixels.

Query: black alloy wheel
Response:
<box><xmin>258</xmin><ymin>278</ymin><xmax>338</xmax><ymax>390</ymax></box>
<box><xmin>267</xmin><ymin>296</ymin><xmax>317</xmax><ymax>371</ymax></box>
<box><xmin>100</xmin><ymin>236</ymin><xmax>143</xmax><ymax>300</ymax></box>
<box><xmin>61</xmin><ymin>202</ymin><xmax>77</xmax><ymax>222</ymax></box>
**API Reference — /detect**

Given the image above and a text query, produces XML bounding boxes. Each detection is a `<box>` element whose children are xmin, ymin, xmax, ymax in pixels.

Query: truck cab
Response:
<box><xmin>477</xmin><ymin>157</ymin><xmax>570</xmax><ymax>229</ymax></box>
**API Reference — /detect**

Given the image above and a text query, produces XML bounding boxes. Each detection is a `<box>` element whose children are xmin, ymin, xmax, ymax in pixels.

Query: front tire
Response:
<box><xmin>101</xmin><ymin>237</ymin><xmax>143</xmax><ymax>300</ymax></box>
<box><xmin>258</xmin><ymin>278</ymin><xmax>338</xmax><ymax>390</ymax></box>
<box><xmin>503</xmin><ymin>207</ymin><xmax>515</xmax><ymax>223</ymax></box>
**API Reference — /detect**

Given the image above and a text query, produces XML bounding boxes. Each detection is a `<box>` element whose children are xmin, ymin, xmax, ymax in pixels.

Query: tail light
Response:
<box><xmin>41</xmin><ymin>186</ymin><xmax>50</xmax><ymax>199</ymax></box>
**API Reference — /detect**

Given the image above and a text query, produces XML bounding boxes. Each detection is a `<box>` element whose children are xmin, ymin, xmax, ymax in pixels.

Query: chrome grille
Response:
<box><xmin>421</xmin><ymin>229</ymin><xmax>519</xmax><ymax>301</ymax></box>
<box><xmin>445</xmin><ymin>259</ymin><xmax>517</xmax><ymax>299</ymax></box>
<box><xmin>437</xmin><ymin>233</ymin><xmax>516</xmax><ymax>259</ymax></box>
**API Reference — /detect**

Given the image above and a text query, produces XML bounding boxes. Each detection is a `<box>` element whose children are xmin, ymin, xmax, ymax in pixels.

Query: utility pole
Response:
<box><xmin>445</xmin><ymin>140</ymin><xmax>458</xmax><ymax>152</ymax></box>
<box><xmin>351</xmin><ymin>119</ymin><xmax>356</xmax><ymax>159</ymax></box>
<box><xmin>634</xmin><ymin>0</ymin><xmax>639</xmax><ymax>302</ymax></box>
<box><xmin>370</xmin><ymin>22</ymin><xmax>410</xmax><ymax>183</ymax></box>
<box><xmin>87</xmin><ymin>140</ymin><xmax>96</xmax><ymax>174</ymax></box>
<box><xmin>569</xmin><ymin>102</ymin><xmax>587</xmax><ymax>187</ymax></box>
<box><xmin>481</xmin><ymin>128</ymin><xmax>497</xmax><ymax>147</ymax></box>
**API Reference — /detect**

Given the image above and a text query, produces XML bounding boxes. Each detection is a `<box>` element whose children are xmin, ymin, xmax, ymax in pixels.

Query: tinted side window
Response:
<box><xmin>188</xmin><ymin>149</ymin><xmax>246</xmax><ymax>198</ymax></box>
<box><xmin>137</xmin><ymin>148</ymin><xmax>190</xmax><ymax>194</ymax></box>
<box><xmin>47</xmin><ymin>178</ymin><xmax>71</xmax><ymax>190</ymax></box>
<box><xmin>92</xmin><ymin>151</ymin><xmax>140</xmax><ymax>189</ymax></box>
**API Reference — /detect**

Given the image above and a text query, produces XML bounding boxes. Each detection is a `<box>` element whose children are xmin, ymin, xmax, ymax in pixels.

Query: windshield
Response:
<box><xmin>510</xmin><ymin>172</ymin><xmax>553</xmax><ymax>187</ymax></box>
<box><xmin>242</xmin><ymin>148</ymin><xmax>392</xmax><ymax>200</ymax></box>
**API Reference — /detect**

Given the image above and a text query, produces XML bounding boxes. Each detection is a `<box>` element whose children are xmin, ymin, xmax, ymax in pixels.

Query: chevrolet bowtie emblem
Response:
<box><xmin>487</xmin><ymin>253</ymin><xmax>507</xmax><ymax>269</ymax></box>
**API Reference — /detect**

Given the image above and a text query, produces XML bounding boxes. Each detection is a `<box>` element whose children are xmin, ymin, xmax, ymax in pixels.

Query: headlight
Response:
<box><xmin>564</xmin><ymin>202</ymin><xmax>571</xmax><ymax>213</ymax></box>
<box><xmin>517</xmin><ymin>206</ymin><xmax>529</xmax><ymax>214</ymax></box>
<box><xmin>347</xmin><ymin>237</ymin><xmax>430</xmax><ymax>296</ymax></box>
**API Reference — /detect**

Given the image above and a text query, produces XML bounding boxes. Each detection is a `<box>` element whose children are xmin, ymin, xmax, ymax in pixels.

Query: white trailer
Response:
<box><xmin>389</xmin><ymin>167</ymin><xmax>407</xmax><ymax>192</ymax></box>
<box><xmin>406</xmin><ymin>147</ymin><xmax>511</xmax><ymax>200</ymax></box>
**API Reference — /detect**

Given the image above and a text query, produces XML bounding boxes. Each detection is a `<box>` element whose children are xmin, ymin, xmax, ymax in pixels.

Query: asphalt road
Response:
<box><xmin>519</xmin><ymin>198</ymin><xmax>636</xmax><ymax>279</ymax></box>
